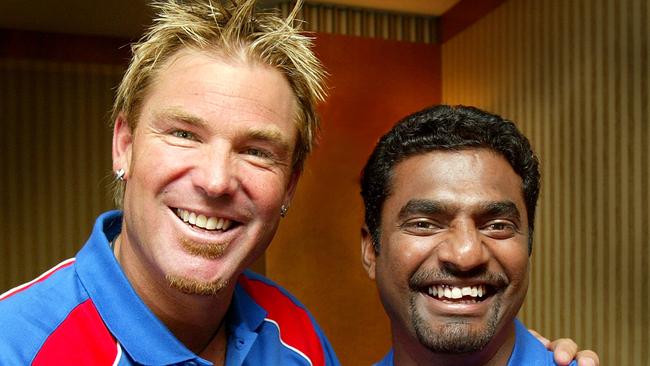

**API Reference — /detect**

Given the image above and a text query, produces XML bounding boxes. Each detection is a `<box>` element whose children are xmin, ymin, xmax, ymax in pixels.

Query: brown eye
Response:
<box><xmin>401</xmin><ymin>219</ymin><xmax>443</xmax><ymax>236</ymax></box>
<box><xmin>481</xmin><ymin>221</ymin><xmax>517</xmax><ymax>239</ymax></box>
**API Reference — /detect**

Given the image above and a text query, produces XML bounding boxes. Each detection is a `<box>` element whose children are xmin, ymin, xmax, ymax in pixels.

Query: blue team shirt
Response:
<box><xmin>0</xmin><ymin>211</ymin><xmax>340</xmax><ymax>366</ymax></box>
<box><xmin>374</xmin><ymin>320</ymin><xmax>577</xmax><ymax>365</ymax></box>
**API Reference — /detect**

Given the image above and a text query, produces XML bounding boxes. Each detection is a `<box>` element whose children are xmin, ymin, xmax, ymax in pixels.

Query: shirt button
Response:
<box><xmin>235</xmin><ymin>338</ymin><xmax>245</xmax><ymax>350</ymax></box>
<box><xmin>186</xmin><ymin>361</ymin><xmax>198</xmax><ymax>366</ymax></box>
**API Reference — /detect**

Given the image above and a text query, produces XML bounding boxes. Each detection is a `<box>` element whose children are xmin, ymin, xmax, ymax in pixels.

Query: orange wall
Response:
<box><xmin>266</xmin><ymin>32</ymin><xmax>441</xmax><ymax>365</ymax></box>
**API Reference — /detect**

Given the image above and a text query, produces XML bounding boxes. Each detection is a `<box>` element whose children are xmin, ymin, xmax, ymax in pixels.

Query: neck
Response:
<box><xmin>113</xmin><ymin>234</ymin><xmax>233</xmax><ymax>360</ymax></box>
<box><xmin>392</xmin><ymin>322</ymin><xmax>516</xmax><ymax>366</ymax></box>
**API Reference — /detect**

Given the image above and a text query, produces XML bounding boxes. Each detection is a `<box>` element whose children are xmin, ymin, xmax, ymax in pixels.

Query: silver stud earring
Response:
<box><xmin>280</xmin><ymin>204</ymin><xmax>289</xmax><ymax>218</ymax></box>
<box><xmin>115</xmin><ymin>169</ymin><xmax>125</xmax><ymax>181</ymax></box>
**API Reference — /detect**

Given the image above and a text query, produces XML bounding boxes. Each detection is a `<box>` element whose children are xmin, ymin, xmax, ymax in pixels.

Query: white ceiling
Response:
<box><xmin>0</xmin><ymin>0</ymin><xmax>459</xmax><ymax>39</ymax></box>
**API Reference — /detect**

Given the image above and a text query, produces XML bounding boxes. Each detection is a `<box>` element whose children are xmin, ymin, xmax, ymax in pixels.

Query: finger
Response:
<box><xmin>576</xmin><ymin>350</ymin><xmax>599</xmax><ymax>366</ymax></box>
<box><xmin>529</xmin><ymin>329</ymin><xmax>550</xmax><ymax>347</ymax></box>
<box><xmin>549</xmin><ymin>338</ymin><xmax>578</xmax><ymax>366</ymax></box>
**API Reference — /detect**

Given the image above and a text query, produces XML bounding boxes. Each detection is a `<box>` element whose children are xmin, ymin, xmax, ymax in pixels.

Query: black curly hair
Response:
<box><xmin>360</xmin><ymin>105</ymin><xmax>540</xmax><ymax>254</ymax></box>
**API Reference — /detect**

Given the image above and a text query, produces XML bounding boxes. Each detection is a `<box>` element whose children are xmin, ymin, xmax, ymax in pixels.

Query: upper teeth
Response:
<box><xmin>176</xmin><ymin>208</ymin><xmax>232</xmax><ymax>231</ymax></box>
<box><xmin>427</xmin><ymin>285</ymin><xmax>486</xmax><ymax>299</ymax></box>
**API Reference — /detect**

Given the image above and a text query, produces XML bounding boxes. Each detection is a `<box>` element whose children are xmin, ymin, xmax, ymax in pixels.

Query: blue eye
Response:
<box><xmin>171</xmin><ymin>130</ymin><xmax>195</xmax><ymax>140</ymax></box>
<box><xmin>244</xmin><ymin>148</ymin><xmax>272</xmax><ymax>159</ymax></box>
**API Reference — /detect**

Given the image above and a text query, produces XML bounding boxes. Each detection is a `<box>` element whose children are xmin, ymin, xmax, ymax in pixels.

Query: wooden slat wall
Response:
<box><xmin>442</xmin><ymin>0</ymin><xmax>649</xmax><ymax>364</ymax></box>
<box><xmin>277</xmin><ymin>2</ymin><xmax>437</xmax><ymax>43</ymax></box>
<box><xmin>0</xmin><ymin>59</ymin><xmax>123</xmax><ymax>290</ymax></box>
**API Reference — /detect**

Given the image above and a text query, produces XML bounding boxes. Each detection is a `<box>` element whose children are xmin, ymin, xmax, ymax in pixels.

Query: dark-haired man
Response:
<box><xmin>360</xmin><ymin>105</ymin><xmax>598</xmax><ymax>365</ymax></box>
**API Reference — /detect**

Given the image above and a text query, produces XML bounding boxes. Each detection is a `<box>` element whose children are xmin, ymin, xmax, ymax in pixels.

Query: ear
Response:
<box><xmin>112</xmin><ymin>113</ymin><xmax>134</xmax><ymax>175</ymax></box>
<box><xmin>361</xmin><ymin>226</ymin><xmax>377</xmax><ymax>280</ymax></box>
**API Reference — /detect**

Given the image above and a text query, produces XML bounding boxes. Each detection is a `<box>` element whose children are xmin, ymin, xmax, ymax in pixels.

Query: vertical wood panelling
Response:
<box><xmin>0</xmin><ymin>59</ymin><xmax>122</xmax><ymax>291</ymax></box>
<box><xmin>278</xmin><ymin>2</ymin><xmax>436</xmax><ymax>43</ymax></box>
<box><xmin>442</xmin><ymin>0</ymin><xmax>649</xmax><ymax>363</ymax></box>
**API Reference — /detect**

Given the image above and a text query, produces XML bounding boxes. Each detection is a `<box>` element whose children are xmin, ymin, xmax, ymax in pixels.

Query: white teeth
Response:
<box><xmin>428</xmin><ymin>284</ymin><xmax>488</xmax><ymax>300</ymax></box>
<box><xmin>196</xmin><ymin>215</ymin><xmax>207</xmax><ymax>228</ymax></box>
<box><xmin>206</xmin><ymin>217</ymin><xmax>217</xmax><ymax>230</ymax></box>
<box><xmin>175</xmin><ymin>209</ymin><xmax>233</xmax><ymax>232</ymax></box>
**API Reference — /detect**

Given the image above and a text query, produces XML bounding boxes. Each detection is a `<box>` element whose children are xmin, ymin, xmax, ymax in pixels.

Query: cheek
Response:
<box><xmin>240</xmin><ymin>168</ymin><xmax>289</xmax><ymax>206</ymax></box>
<box><xmin>379</xmin><ymin>234</ymin><xmax>430</xmax><ymax>286</ymax></box>
<box><xmin>498</xmin><ymin>246</ymin><xmax>530</xmax><ymax>285</ymax></box>
<box><xmin>132</xmin><ymin>143</ymin><xmax>195</xmax><ymax>186</ymax></box>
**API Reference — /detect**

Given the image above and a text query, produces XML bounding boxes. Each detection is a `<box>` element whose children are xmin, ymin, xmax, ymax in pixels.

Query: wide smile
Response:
<box><xmin>418</xmin><ymin>282</ymin><xmax>502</xmax><ymax>316</ymax></box>
<box><xmin>173</xmin><ymin>208</ymin><xmax>240</xmax><ymax>232</ymax></box>
<box><xmin>425</xmin><ymin>284</ymin><xmax>495</xmax><ymax>304</ymax></box>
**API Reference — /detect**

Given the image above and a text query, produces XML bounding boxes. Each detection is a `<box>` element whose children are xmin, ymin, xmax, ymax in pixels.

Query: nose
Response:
<box><xmin>193</xmin><ymin>143</ymin><xmax>239</xmax><ymax>197</ymax></box>
<box><xmin>436</xmin><ymin>221</ymin><xmax>488</xmax><ymax>273</ymax></box>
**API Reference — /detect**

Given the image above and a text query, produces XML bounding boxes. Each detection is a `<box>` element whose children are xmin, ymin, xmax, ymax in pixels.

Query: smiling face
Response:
<box><xmin>362</xmin><ymin>149</ymin><xmax>530</xmax><ymax>363</ymax></box>
<box><xmin>112</xmin><ymin>47</ymin><xmax>299</xmax><ymax>296</ymax></box>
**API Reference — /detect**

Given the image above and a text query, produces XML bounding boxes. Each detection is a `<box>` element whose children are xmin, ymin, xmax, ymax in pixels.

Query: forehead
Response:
<box><xmin>385</xmin><ymin>149</ymin><xmax>526</xmax><ymax>214</ymax></box>
<box><xmin>143</xmin><ymin>47</ymin><xmax>298</xmax><ymax>130</ymax></box>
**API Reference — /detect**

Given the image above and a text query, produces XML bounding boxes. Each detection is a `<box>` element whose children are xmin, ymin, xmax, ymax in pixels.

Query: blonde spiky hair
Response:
<box><xmin>111</xmin><ymin>0</ymin><xmax>327</xmax><ymax>206</ymax></box>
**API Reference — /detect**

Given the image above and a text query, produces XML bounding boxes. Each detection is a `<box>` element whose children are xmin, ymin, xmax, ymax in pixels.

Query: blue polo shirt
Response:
<box><xmin>374</xmin><ymin>319</ymin><xmax>577</xmax><ymax>366</ymax></box>
<box><xmin>0</xmin><ymin>211</ymin><xmax>339</xmax><ymax>366</ymax></box>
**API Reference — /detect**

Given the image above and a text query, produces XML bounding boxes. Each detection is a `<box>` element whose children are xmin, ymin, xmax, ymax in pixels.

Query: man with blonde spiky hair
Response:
<box><xmin>0</xmin><ymin>1</ymin><xmax>338</xmax><ymax>365</ymax></box>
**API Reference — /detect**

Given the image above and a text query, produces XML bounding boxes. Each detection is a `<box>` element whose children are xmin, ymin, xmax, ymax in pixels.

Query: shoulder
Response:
<box><xmin>0</xmin><ymin>258</ymin><xmax>82</xmax><ymax>325</ymax></box>
<box><xmin>236</xmin><ymin>270</ymin><xmax>340</xmax><ymax>366</ymax></box>
<box><xmin>238</xmin><ymin>270</ymin><xmax>311</xmax><ymax>310</ymax></box>
<box><xmin>0</xmin><ymin>259</ymin><xmax>83</xmax><ymax>362</ymax></box>
<box><xmin>509</xmin><ymin>319</ymin><xmax>577</xmax><ymax>366</ymax></box>
<box><xmin>237</xmin><ymin>270</ymin><xmax>321</xmax><ymax>336</ymax></box>
<box><xmin>0</xmin><ymin>258</ymin><xmax>118</xmax><ymax>365</ymax></box>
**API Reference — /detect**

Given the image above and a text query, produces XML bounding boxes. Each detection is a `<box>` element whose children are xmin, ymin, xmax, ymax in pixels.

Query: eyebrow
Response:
<box><xmin>155</xmin><ymin>108</ymin><xmax>209</xmax><ymax>129</ymax></box>
<box><xmin>396</xmin><ymin>199</ymin><xmax>522</xmax><ymax>223</ymax></box>
<box><xmin>477</xmin><ymin>201</ymin><xmax>521</xmax><ymax>222</ymax></box>
<box><xmin>246</xmin><ymin>128</ymin><xmax>292</xmax><ymax>155</ymax></box>
<box><xmin>155</xmin><ymin>107</ymin><xmax>292</xmax><ymax>154</ymax></box>
<box><xmin>397</xmin><ymin>199</ymin><xmax>451</xmax><ymax>221</ymax></box>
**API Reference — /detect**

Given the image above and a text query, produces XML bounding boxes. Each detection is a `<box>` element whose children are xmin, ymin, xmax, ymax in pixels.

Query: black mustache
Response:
<box><xmin>409</xmin><ymin>267</ymin><xmax>508</xmax><ymax>290</ymax></box>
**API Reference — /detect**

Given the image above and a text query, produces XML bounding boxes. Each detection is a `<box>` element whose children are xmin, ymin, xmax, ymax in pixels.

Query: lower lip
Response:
<box><xmin>420</xmin><ymin>292</ymin><xmax>496</xmax><ymax>317</ymax></box>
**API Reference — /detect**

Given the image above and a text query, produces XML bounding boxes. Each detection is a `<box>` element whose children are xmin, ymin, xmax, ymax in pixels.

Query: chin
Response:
<box><xmin>165</xmin><ymin>273</ymin><xmax>231</xmax><ymax>296</ymax></box>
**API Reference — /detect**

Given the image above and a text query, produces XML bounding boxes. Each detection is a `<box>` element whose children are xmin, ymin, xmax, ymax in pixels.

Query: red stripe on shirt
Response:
<box><xmin>33</xmin><ymin>299</ymin><xmax>118</xmax><ymax>365</ymax></box>
<box><xmin>0</xmin><ymin>258</ymin><xmax>76</xmax><ymax>301</ymax></box>
<box><xmin>239</xmin><ymin>276</ymin><xmax>325</xmax><ymax>366</ymax></box>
